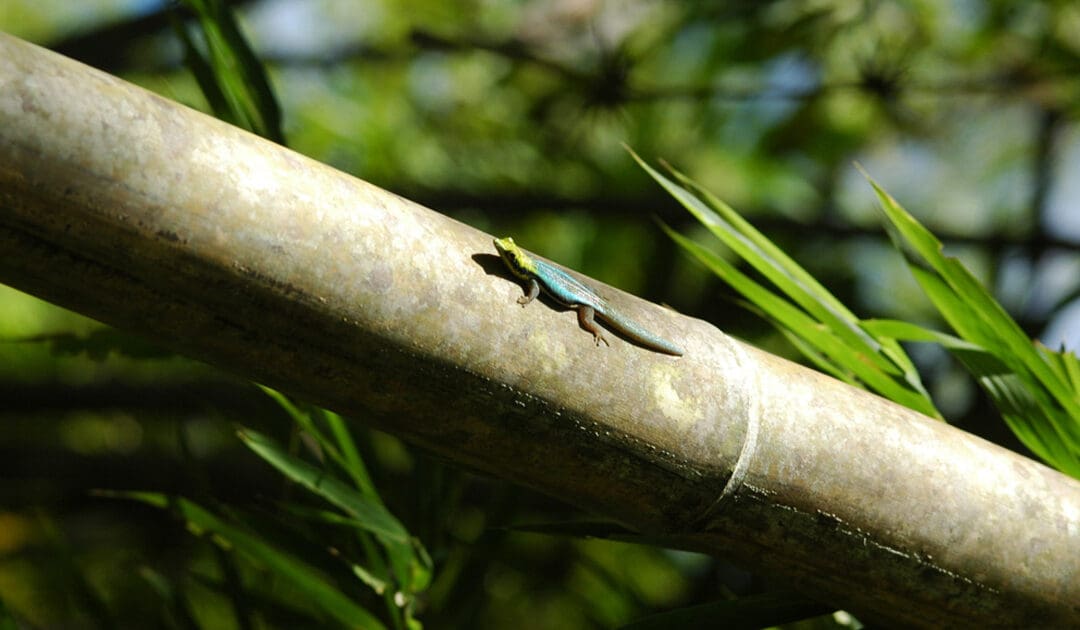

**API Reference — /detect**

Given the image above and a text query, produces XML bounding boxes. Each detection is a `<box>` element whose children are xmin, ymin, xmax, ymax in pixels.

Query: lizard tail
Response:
<box><xmin>598</xmin><ymin>308</ymin><xmax>684</xmax><ymax>356</ymax></box>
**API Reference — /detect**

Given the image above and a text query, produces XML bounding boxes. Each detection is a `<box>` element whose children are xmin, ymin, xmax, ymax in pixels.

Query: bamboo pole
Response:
<box><xmin>0</xmin><ymin>32</ymin><xmax>1076</xmax><ymax>628</ymax></box>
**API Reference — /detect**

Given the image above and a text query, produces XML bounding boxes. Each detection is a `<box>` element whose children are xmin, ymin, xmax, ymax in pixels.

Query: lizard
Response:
<box><xmin>493</xmin><ymin>236</ymin><xmax>684</xmax><ymax>356</ymax></box>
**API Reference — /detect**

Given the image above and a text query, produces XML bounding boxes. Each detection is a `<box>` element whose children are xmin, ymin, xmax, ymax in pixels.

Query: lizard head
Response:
<box><xmin>493</xmin><ymin>236</ymin><xmax>537</xmax><ymax>279</ymax></box>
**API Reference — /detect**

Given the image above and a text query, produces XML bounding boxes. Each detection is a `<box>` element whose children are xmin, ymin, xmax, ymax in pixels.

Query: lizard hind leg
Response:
<box><xmin>577</xmin><ymin>306</ymin><xmax>610</xmax><ymax>347</ymax></box>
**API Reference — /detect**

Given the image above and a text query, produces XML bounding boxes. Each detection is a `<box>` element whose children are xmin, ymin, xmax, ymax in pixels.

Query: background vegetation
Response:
<box><xmin>1</xmin><ymin>0</ymin><xmax>1079</xmax><ymax>627</ymax></box>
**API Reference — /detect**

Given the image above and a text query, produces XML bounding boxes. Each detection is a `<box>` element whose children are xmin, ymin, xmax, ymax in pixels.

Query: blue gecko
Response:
<box><xmin>494</xmin><ymin>237</ymin><xmax>684</xmax><ymax>356</ymax></box>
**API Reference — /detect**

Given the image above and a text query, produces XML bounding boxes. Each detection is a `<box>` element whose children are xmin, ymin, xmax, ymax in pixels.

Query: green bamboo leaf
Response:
<box><xmin>237</xmin><ymin>428</ymin><xmax>409</xmax><ymax>544</ymax></box>
<box><xmin>634</xmin><ymin>151</ymin><xmax>893</xmax><ymax>370</ymax></box>
<box><xmin>773</xmin><ymin>324</ymin><xmax>857</xmax><ymax>384</ymax></box>
<box><xmin>865</xmin><ymin>174</ymin><xmax>1080</xmax><ymax>419</ymax></box>
<box><xmin>862</xmin><ymin>172</ymin><xmax>1080</xmax><ymax>475</ymax></box>
<box><xmin>258</xmin><ymin>386</ymin><xmax>351</xmax><ymax>473</ymax></box>
<box><xmin>108</xmin><ymin>492</ymin><xmax>386</xmax><ymax>630</ymax></box>
<box><xmin>321</xmin><ymin>408</ymin><xmax>378</xmax><ymax>499</ymax></box>
<box><xmin>238</xmin><ymin>428</ymin><xmax>434</xmax><ymax>594</ymax></box>
<box><xmin>1040</xmin><ymin>344</ymin><xmax>1080</xmax><ymax>391</ymax></box>
<box><xmin>258</xmin><ymin>391</ymin><xmax>381</xmax><ymax>512</ymax></box>
<box><xmin>651</xmin><ymin>170</ymin><xmax>939</xmax><ymax>418</ymax></box>
<box><xmin>175</xmin><ymin>0</ymin><xmax>284</xmax><ymax>143</ymax></box>
<box><xmin>170</xmin><ymin>14</ymin><xmax>234</xmax><ymax>125</ymax></box>
<box><xmin>275</xmin><ymin>502</ymin><xmax>404</xmax><ymax>590</ymax></box>
<box><xmin>661</xmin><ymin>226</ymin><xmax>832</xmax><ymax>346</ymax></box>
<box><xmin>351</xmin><ymin>562</ymin><xmax>390</xmax><ymax>596</ymax></box>
<box><xmin>861</xmin><ymin>319</ymin><xmax>972</xmax><ymax>347</ymax></box>
<box><xmin>254</xmin><ymin>393</ymin><xmax>433</xmax><ymax>597</ymax></box>
<box><xmin>863</xmin><ymin>319</ymin><xmax>1080</xmax><ymax>476</ymax></box>
<box><xmin>1064</xmin><ymin>350</ymin><xmax>1080</xmax><ymax>390</ymax></box>
<box><xmin>666</xmin><ymin>226</ymin><xmax>939</xmax><ymax>416</ymax></box>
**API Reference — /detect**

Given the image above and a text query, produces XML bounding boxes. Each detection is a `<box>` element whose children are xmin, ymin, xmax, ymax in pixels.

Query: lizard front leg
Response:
<box><xmin>518</xmin><ymin>278</ymin><xmax>540</xmax><ymax>306</ymax></box>
<box><xmin>577</xmin><ymin>306</ymin><xmax>610</xmax><ymax>347</ymax></box>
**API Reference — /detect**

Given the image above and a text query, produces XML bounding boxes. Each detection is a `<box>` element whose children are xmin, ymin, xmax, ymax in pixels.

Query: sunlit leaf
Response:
<box><xmin>637</xmin><ymin>150</ymin><xmax>939</xmax><ymax>419</ymax></box>
<box><xmin>860</xmin><ymin>173</ymin><xmax>1080</xmax><ymax>477</ymax></box>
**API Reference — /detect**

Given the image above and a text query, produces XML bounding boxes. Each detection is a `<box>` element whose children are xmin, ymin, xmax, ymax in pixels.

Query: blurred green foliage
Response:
<box><xmin>2</xmin><ymin>0</ymin><xmax>1079</xmax><ymax>627</ymax></box>
<box><xmin>646</xmin><ymin>158</ymin><xmax>1079</xmax><ymax>476</ymax></box>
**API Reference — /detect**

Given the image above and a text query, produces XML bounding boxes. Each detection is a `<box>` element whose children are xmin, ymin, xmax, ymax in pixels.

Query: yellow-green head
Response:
<box><xmin>493</xmin><ymin>236</ymin><xmax>537</xmax><ymax>280</ymax></box>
